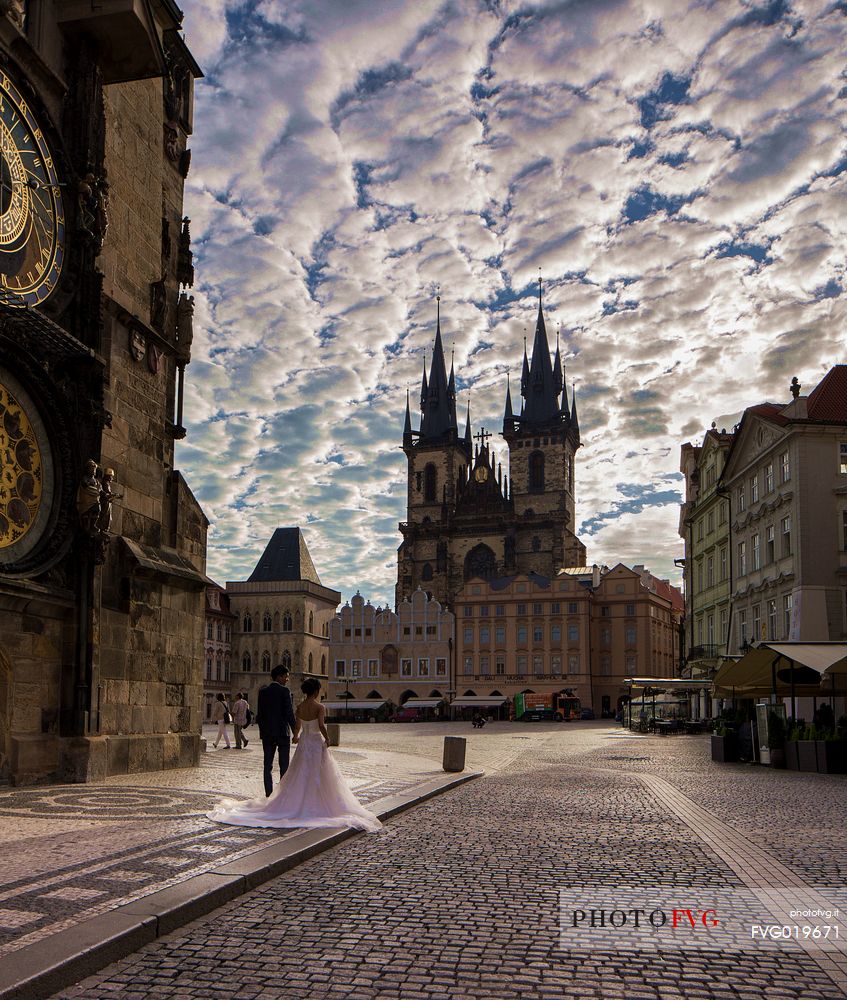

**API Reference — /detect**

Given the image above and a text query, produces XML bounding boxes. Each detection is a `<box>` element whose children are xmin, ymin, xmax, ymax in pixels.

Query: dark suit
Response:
<box><xmin>257</xmin><ymin>681</ymin><xmax>297</xmax><ymax>796</ymax></box>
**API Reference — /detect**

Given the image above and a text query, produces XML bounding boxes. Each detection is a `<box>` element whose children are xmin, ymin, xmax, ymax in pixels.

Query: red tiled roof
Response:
<box><xmin>746</xmin><ymin>402</ymin><xmax>789</xmax><ymax>426</ymax></box>
<box><xmin>807</xmin><ymin>365</ymin><xmax>847</xmax><ymax>421</ymax></box>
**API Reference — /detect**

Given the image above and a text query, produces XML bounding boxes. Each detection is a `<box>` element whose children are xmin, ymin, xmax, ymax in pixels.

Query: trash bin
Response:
<box><xmin>442</xmin><ymin>735</ymin><xmax>466</xmax><ymax>772</ymax></box>
<box><xmin>326</xmin><ymin>723</ymin><xmax>340</xmax><ymax>747</ymax></box>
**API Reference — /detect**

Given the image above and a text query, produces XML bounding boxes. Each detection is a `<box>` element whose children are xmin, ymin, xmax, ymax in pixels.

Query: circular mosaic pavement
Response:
<box><xmin>0</xmin><ymin>787</ymin><xmax>222</xmax><ymax>820</ymax></box>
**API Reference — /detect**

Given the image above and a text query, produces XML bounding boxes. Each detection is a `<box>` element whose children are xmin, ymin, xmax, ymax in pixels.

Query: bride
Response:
<box><xmin>207</xmin><ymin>678</ymin><xmax>382</xmax><ymax>833</ymax></box>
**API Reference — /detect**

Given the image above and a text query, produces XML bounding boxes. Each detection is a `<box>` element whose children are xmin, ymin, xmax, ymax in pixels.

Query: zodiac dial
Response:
<box><xmin>0</xmin><ymin>70</ymin><xmax>64</xmax><ymax>307</ymax></box>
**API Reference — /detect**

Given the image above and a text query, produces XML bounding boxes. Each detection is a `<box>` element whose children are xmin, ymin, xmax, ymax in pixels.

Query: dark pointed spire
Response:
<box><xmin>420</xmin><ymin>353</ymin><xmax>428</xmax><ymax>410</ymax></box>
<box><xmin>464</xmin><ymin>398</ymin><xmax>472</xmax><ymax>450</ymax></box>
<box><xmin>570</xmin><ymin>382</ymin><xmax>580</xmax><ymax>443</ymax></box>
<box><xmin>520</xmin><ymin>335</ymin><xmax>529</xmax><ymax>396</ymax></box>
<box><xmin>553</xmin><ymin>328</ymin><xmax>563</xmax><ymax>396</ymax></box>
<box><xmin>420</xmin><ymin>296</ymin><xmax>458</xmax><ymax>441</ymax></box>
<box><xmin>403</xmin><ymin>388</ymin><xmax>412</xmax><ymax>440</ymax></box>
<box><xmin>521</xmin><ymin>277</ymin><xmax>560</xmax><ymax>426</ymax></box>
<box><xmin>503</xmin><ymin>373</ymin><xmax>515</xmax><ymax>436</ymax></box>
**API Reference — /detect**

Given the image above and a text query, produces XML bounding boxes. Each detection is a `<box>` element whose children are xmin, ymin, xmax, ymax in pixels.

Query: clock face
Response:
<box><xmin>0</xmin><ymin>373</ymin><xmax>51</xmax><ymax>560</ymax></box>
<box><xmin>0</xmin><ymin>70</ymin><xmax>64</xmax><ymax>307</ymax></box>
<box><xmin>474</xmin><ymin>466</ymin><xmax>489</xmax><ymax>484</ymax></box>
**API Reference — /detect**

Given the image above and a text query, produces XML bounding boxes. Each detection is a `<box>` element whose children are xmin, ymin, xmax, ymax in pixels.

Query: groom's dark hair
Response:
<box><xmin>271</xmin><ymin>665</ymin><xmax>289</xmax><ymax>681</ymax></box>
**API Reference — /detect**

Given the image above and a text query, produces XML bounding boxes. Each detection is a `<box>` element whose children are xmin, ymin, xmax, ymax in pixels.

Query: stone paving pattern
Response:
<box><xmin>0</xmin><ymin>724</ymin><xmax>486</xmax><ymax>958</ymax></box>
<box><xmin>53</xmin><ymin>722</ymin><xmax>846</xmax><ymax>999</ymax></box>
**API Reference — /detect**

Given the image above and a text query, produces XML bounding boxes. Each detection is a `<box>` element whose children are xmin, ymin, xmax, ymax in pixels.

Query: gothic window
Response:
<box><xmin>308</xmin><ymin>652</ymin><xmax>313</xmax><ymax>671</ymax></box>
<box><xmin>242</xmin><ymin>651</ymin><xmax>251</xmax><ymax>670</ymax></box>
<box><xmin>464</xmin><ymin>544</ymin><xmax>496</xmax><ymax>581</ymax></box>
<box><xmin>262</xmin><ymin>612</ymin><xmax>272</xmax><ymax>632</ymax></box>
<box><xmin>309</xmin><ymin>611</ymin><xmax>314</xmax><ymax>632</ymax></box>
<box><xmin>261</xmin><ymin>651</ymin><xmax>271</xmax><ymax>672</ymax></box>
<box><xmin>243</xmin><ymin>613</ymin><xmax>252</xmax><ymax>633</ymax></box>
<box><xmin>529</xmin><ymin>451</ymin><xmax>545</xmax><ymax>491</ymax></box>
<box><xmin>321</xmin><ymin>655</ymin><xmax>326</xmax><ymax>673</ymax></box>
<box><xmin>422</xmin><ymin>562</ymin><xmax>433</xmax><ymax>581</ymax></box>
<box><xmin>532</xmin><ymin>536</ymin><xmax>541</xmax><ymax>552</ymax></box>
<box><xmin>282</xmin><ymin>611</ymin><xmax>293</xmax><ymax>632</ymax></box>
<box><xmin>282</xmin><ymin>650</ymin><xmax>292</xmax><ymax>669</ymax></box>
<box><xmin>424</xmin><ymin>463</ymin><xmax>437</xmax><ymax>502</ymax></box>
<box><xmin>568</xmin><ymin>456</ymin><xmax>574</xmax><ymax>492</ymax></box>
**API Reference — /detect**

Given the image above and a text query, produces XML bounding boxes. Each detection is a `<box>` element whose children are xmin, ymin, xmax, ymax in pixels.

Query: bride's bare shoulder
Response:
<box><xmin>296</xmin><ymin>702</ymin><xmax>321</xmax><ymax>721</ymax></box>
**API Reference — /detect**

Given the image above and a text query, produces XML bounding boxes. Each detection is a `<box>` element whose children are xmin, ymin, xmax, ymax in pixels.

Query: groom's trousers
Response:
<box><xmin>262</xmin><ymin>737</ymin><xmax>291</xmax><ymax>796</ymax></box>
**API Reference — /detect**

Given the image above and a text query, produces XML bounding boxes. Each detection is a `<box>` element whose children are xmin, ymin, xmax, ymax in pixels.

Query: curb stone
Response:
<box><xmin>0</xmin><ymin>771</ymin><xmax>482</xmax><ymax>1000</ymax></box>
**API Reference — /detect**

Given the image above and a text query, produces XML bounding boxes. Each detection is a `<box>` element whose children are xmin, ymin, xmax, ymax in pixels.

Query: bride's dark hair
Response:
<box><xmin>301</xmin><ymin>678</ymin><xmax>321</xmax><ymax>697</ymax></box>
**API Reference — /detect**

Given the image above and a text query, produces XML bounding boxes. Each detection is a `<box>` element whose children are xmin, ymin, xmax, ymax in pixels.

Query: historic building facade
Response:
<box><xmin>721</xmin><ymin>368</ymin><xmax>847</xmax><ymax>651</ymax></box>
<box><xmin>204</xmin><ymin>583</ymin><xmax>236</xmax><ymax>720</ymax></box>
<box><xmin>454</xmin><ymin>564</ymin><xmax>681</xmax><ymax>718</ymax></box>
<box><xmin>228</xmin><ymin>529</ymin><xmax>340</xmax><ymax>709</ymax></box>
<box><xmin>0</xmin><ymin>3</ymin><xmax>206</xmax><ymax>784</ymax></box>
<box><xmin>326</xmin><ymin>590</ymin><xmax>455</xmax><ymax>716</ymax></box>
<box><xmin>397</xmin><ymin>291</ymin><xmax>586</xmax><ymax>610</ymax></box>
<box><xmin>679</xmin><ymin>427</ymin><xmax>735</xmax><ymax>679</ymax></box>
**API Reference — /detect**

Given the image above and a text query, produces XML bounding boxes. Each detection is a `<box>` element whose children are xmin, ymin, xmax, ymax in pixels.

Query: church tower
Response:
<box><xmin>396</xmin><ymin>287</ymin><xmax>586</xmax><ymax>610</ymax></box>
<box><xmin>397</xmin><ymin>300</ymin><xmax>471</xmax><ymax>606</ymax></box>
<box><xmin>502</xmin><ymin>281</ymin><xmax>585</xmax><ymax>569</ymax></box>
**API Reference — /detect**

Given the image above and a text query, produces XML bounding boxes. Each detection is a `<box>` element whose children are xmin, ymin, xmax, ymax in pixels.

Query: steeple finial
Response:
<box><xmin>436</xmin><ymin>293</ymin><xmax>441</xmax><ymax>333</ymax></box>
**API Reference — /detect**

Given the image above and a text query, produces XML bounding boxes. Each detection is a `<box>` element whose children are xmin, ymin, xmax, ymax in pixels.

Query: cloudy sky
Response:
<box><xmin>177</xmin><ymin>0</ymin><xmax>847</xmax><ymax>606</ymax></box>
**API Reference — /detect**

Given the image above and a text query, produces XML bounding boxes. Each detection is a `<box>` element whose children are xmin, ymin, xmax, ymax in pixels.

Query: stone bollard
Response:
<box><xmin>442</xmin><ymin>735</ymin><xmax>466</xmax><ymax>773</ymax></box>
<box><xmin>326</xmin><ymin>723</ymin><xmax>340</xmax><ymax>747</ymax></box>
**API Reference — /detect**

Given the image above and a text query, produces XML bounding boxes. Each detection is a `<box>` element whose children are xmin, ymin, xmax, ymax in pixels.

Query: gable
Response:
<box><xmin>722</xmin><ymin>415</ymin><xmax>786</xmax><ymax>481</ymax></box>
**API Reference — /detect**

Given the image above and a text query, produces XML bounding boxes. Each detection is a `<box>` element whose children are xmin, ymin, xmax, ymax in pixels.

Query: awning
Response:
<box><xmin>322</xmin><ymin>700</ymin><xmax>387</xmax><ymax>710</ymax></box>
<box><xmin>402</xmin><ymin>698</ymin><xmax>444</xmax><ymax>708</ymax></box>
<box><xmin>625</xmin><ymin>678</ymin><xmax>713</xmax><ymax>691</ymax></box>
<box><xmin>451</xmin><ymin>696</ymin><xmax>508</xmax><ymax>707</ymax></box>
<box><xmin>713</xmin><ymin>642</ymin><xmax>847</xmax><ymax>696</ymax></box>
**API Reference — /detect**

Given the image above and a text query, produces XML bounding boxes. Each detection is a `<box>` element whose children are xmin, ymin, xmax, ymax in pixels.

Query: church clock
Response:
<box><xmin>0</xmin><ymin>69</ymin><xmax>64</xmax><ymax>307</ymax></box>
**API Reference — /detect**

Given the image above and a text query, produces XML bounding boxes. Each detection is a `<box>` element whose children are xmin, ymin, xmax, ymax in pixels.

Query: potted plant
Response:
<box><xmin>785</xmin><ymin>722</ymin><xmax>801</xmax><ymax>770</ymax></box>
<box><xmin>796</xmin><ymin>723</ymin><xmax>818</xmax><ymax>772</ymax></box>
<box><xmin>711</xmin><ymin>723</ymin><xmax>739</xmax><ymax>763</ymax></box>
<box><xmin>767</xmin><ymin>711</ymin><xmax>786</xmax><ymax>768</ymax></box>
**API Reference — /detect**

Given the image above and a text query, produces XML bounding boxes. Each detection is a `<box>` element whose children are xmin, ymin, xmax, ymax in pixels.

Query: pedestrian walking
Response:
<box><xmin>232</xmin><ymin>691</ymin><xmax>250</xmax><ymax>749</ymax></box>
<box><xmin>212</xmin><ymin>692</ymin><xmax>232</xmax><ymax>749</ymax></box>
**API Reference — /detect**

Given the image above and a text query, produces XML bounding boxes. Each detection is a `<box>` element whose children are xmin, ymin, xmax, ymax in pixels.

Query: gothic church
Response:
<box><xmin>397</xmin><ymin>290</ymin><xmax>586</xmax><ymax>608</ymax></box>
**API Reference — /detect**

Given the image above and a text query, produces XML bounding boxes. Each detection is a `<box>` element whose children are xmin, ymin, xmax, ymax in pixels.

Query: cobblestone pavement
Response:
<box><xmin>57</xmin><ymin>722</ymin><xmax>847</xmax><ymax>999</ymax></box>
<box><xmin>2</xmin><ymin>722</ymin><xmax>533</xmax><ymax>959</ymax></box>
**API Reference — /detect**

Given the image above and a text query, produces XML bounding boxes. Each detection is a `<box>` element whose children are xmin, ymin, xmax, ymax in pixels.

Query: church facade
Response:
<box><xmin>397</xmin><ymin>292</ymin><xmax>586</xmax><ymax>609</ymax></box>
<box><xmin>0</xmin><ymin>3</ymin><xmax>206</xmax><ymax>784</ymax></box>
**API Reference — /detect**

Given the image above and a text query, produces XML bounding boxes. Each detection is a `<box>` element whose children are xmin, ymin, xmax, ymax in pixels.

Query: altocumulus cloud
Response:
<box><xmin>177</xmin><ymin>0</ymin><xmax>847</xmax><ymax>605</ymax></box>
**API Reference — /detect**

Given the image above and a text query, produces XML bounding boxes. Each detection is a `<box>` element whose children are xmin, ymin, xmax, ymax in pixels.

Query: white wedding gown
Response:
<box><xmin>207</xmin><ymin>718</ymin><xmax>382</xmax><ymax>833</ymax></box>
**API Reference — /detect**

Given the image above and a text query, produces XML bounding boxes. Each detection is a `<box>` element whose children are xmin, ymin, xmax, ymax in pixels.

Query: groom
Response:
<box><xmin>257</xmin><ymin>665</ymin><xmax>297</xmax><ymax>796</ymax></box>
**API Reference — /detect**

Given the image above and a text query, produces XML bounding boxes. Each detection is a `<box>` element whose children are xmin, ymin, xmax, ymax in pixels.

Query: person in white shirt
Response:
<box><xmin>232</xmin><ymin>692</ymin><xmax>250</xmax><ymax>750</ymax></box>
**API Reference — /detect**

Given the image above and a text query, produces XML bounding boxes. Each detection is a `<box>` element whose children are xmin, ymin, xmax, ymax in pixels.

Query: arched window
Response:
<box><xmin>206</xmin><ymin>654</ymin><xmax>212</xmax><ymax>679</ymax></box>
<box><xmin>242</xmin><ymin>651</ymin><xmax>251</xmax><ymax>671</ymax></box>
<box><xmin>308</xmin><ymin>652</ymin><xmax>313</xmax><ymax>672</ymax></box>
<box><xmin>321</xmin><ymin>654</ymin><xmax>326</xmax><ymax>674</ymax></box>
<box><xmin>529</xmin><ymin>450</ymin><xmax>545</xmax><ymax>491</ymax></box>
<box><xmin>224</xmin><ymin>658</ymin><xmax>230</xmax><ymax>682</ymax></box>
<box><xmin>261</xmin><ymin>651</ymin><xmax>271</xmax><ymax>672</ymax></box>
<box><xmin>282</xmin><ymin>650</ymin><xmax>292</xmax><ymax>669</ymax></box>
<box><xmin>282</xmin><ymin>611</ymin><xmax>292</xmax><ymax>632</ymax></box>
<box><xmin>216</xmin><ymin>623</ymin><xmax>222</xmax><ymax>641</ymax></box>
<box><xmin>309</xmin><ymin>611</ymin><xmax>314</xmax><ymax>633</ymax></box>
<box><xmin>216</xmin><ymin>653</ymin><xmax>223</xmax><ymax>681</ymax></box>
<box><xmin>464</xmin><ymin>543</ymin><xmax>496</xmax><ymax>581</ymax></box>
<box><xmin>424</xmin><ymin>463</ymin><xmax>437</xmax><ymax>502</ymax></box>
<box><xmin>263</xmin><ymin>612</ymin><xmax>272</xmax><ymax>632</ymax></box>
<box><xmin>421</xmin><ymin>563</ymin><xmax>433</xmax><ymax>581</ymax></box>
<box><xmin>243</xmin><ymin>613</ymin><xmax>252</xmax><ymax>633</ymax></box>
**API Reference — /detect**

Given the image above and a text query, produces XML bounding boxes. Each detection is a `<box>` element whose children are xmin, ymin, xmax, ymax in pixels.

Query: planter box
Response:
<box><xmin>796</xmin><ymin>740</ymin><xmax>818</xmax><ymax>772</ymax></box>
<box><xmin>711</xmin><ymin>734</ymin><xmax>739</xmax><ymax>763</ymax></box>
<box><xmin>768</xmin><ymin>748</ymin><xmax>786</xmax><ymax>769</ymax></box>
<box><xmin>784</xmin><ymin>740</ymin><xmax>799</xmax><ymax>770</ymax></box>
<box><xmin>816</xmin><ymin>740</ymin><xmax>847</xmax><ymax>774</ymax></box>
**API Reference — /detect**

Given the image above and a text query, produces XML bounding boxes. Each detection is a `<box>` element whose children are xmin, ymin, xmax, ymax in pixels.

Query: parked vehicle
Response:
<box><xmin>580</xmin><ymin>708</ymin><xmax>596</xmax><ymax>720</ymax></box>
<box><xmin>391</xmin><ymin>707</ymin><xmax>422</xmax><ymax>723</ymax></box>
<box><xmin>514</xmin><ymin>692</ymin><xmax>580</xmax><ymax>722</ymax></box>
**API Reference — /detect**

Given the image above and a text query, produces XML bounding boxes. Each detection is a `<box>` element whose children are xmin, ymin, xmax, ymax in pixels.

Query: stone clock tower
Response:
<box><xmin>0</xmin><ymin>2</ymin><xmax>206</xmax><ymax>784</ymax></box>
<box><xmin>397</xmin><ymin>287</ymin><xmax>586</xmax><ymax>609</ymax></box>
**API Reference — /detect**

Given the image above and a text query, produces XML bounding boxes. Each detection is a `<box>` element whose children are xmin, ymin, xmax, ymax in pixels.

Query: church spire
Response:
<box><xmin>463</xmin><ymin>398</ymin><xmax>472</xmax><ymax>452</ymax></box>
<box><xmin>570</xmin><ymin>382</ymin><xmax>580</xmax><ymax>443</ymax></box>
<box><xmin>520</xmin><ymin>335</ymin><xmax>529</xmax><ymax>396</ymax></box>
<box><xmin>521</xmin><ymin>276</ymin><xmax>560</xmax><ymax>426</ymax></box>
<box><xmin>419</xmin><ymin>296</ymin><xmax>458</xmax><ymax>442</ymax></box>
<box><xmin>503</xmin><ymin>373</ymin><xmax>515</xmax><ymax>435</ymax></box>
<box><xmin>553</xmin><ymin>328</ymin><xmax>563</xmax><ymax>396</ymax></box>
<box><xmin>419</xmin><ymin>353</ymin><xmax>428</xmax><ymax>411</ymax></box>
<box><xmin>403</xmin><ymin>388</ymin><xmax>413</xmax><ymax>447</ymax></box>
